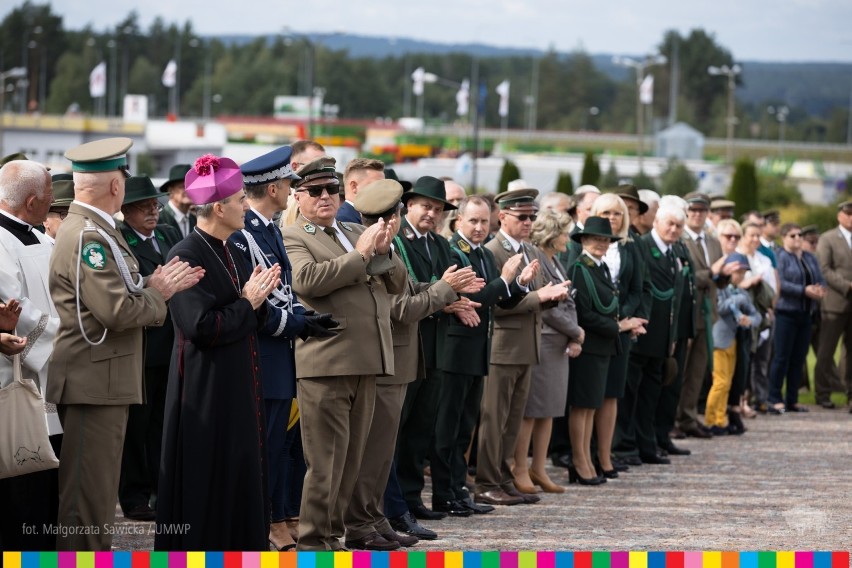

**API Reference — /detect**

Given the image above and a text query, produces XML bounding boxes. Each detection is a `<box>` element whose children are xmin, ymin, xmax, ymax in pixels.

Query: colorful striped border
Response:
<box><xmin>3</xmin><ymin>552</ymin><xmax>849</xmax><ymax>568</ymax></box>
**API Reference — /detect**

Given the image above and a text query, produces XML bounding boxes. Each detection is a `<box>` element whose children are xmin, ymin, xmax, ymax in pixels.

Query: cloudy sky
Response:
<box><xmin>48</xmin><ymin>0</ymin><xmax>852</xmax><ymax>62</ymax></box>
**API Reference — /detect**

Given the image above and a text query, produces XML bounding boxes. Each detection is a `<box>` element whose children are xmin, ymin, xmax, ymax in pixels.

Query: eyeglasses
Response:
<box><xmin>505</xmin><ymin>212</ymin><xmax>537</xmax><ymax>222</ymax></box>
<box><xmin>131</xmin><ymin>201</ymin><xmax>163</xmax><ymax>213</ymax></box>
<box><xmin>786</xmin><ymin>233</ymin><xmax>802</xmax><ymax>238</ymax></box>
<box><xmin>296</xmin><ymin>184</ymin><xmax>340</xmax><ymax>198</ymax></box>
<box><xmin>48</xmin><ymin>209</ymin><xmax>68</xmax><ymax>219</ymax></box>
<box><xmin>721</xmin><ymin>233</ymin><xmax>741</xmax><ymax>241</ymax></box>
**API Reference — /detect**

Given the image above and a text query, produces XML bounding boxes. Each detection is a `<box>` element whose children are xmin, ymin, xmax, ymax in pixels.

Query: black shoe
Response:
<box><xmin>410</xmin><ymin>504</ymin><xmax>447</xmax><ymax>521</ymax></box>
<box><xmin>708</xmin><ymin>425</ymin><xmax>729</xmax><ymax>436</ymax></box>
<box><xmin>594</xmin><ymin>464</ymin><xmax>619</xmax><ymax>479</ymax></box>
<box><xmin>124</xmin><ymin>504</ymin><xmax>156</xmax><ymax>522</ymax></box>
<box><xmin>660</xmin><ymin>441</ymin><xmax>692</xmax><ymax>456</ymax></box>
<box><xmin>389</xmin><ymin>512</ymin><xmax>437</xmax><ymax>540</ymax></box>
<box><xmin>550</xmin><ymin>452</ymin><xmax>572</xmax><ymax>469</ymax></box>
<box><xmin>682</xmin><ymin>425</ymin><xmax>712</xmax><ymax>439</ymax></box>
<box><xmin>568</xmin><ymin>466</ymin><xmax>605</xmax><ymax>485</ymax></box>
<box><xmin>656</xmin><ymin>446</ymin><xmax>669</xmax><ymax>458</ymax></box>
<box><xmin>640</xmin><ymin>454</ymin><xmax>671</xmax><ymax>465</ymax></box>
<box><xmin>619</xmin><ymin>455</ymin><xmax>643</xmax><ymax>466</ymax></box>
<box><xmin>432</xmin><ymin>499</ymin><xmax>473</xmax><ymax>517</ymax></box>
<box><xmin>610</xmin><ymin>456</ymin><xmax>630</xmax><ymax>472</ymax></box>
<box><xmin>505</xmin><ymin>486</ymin><xmax>541</xmax><ymax>503</ymax></box>
<box><xmin>459</xmin><ymin>496</ymin><xmax>494</xmax><ymax>514</ymax></box>
<box><xmin>345</xmin><ymin>531</ymin><xmax>401</xmax><ymax>551</ymax></box>
<box><xmin>818</xmin><ymin>401</ymin><xmax>836</xmax><ymax>409</ymax></box>
<box><xmin>786</xmin><ymin>404</ymin><xmax>809</xmax><ymax>413</ymax></box>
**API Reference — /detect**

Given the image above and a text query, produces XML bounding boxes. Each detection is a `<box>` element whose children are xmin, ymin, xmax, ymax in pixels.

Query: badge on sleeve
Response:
<box><xmin>303</xmin><ymin>223</ymin><xmax>316</xmax><ymax>235</ymax></box>
<box><xmin>82</xmin><ymin>242</ymin><xmax>107</xmax><ymax>270</ymax></box>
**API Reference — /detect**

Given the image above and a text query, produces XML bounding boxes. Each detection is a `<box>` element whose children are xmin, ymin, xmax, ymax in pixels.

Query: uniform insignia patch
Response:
<box><xmin>501</xmin><ymin>240</ymin><xmax>512</xmax><ymax>252</ymax></box>
<box><xmin>458</xmin><ymin>239</ymin><xmax>471</xmax><ymax>253</ymax></box>
<box><xmin>82</xmin><ymin>242</ymin><xmax>107</xmax><ymax>270</ymax></box>
<box><xmin>250</xmin><ymin>218</ymin><xmax>260</xmax><ymax>227</ymax></box>
<box><xmin>234</xmin><ymin>241</ymin><xmax>247</xmax><ymax>252</ymax></box>
<box><xmin>303</xmin><ymin>223</ymin><xmax>316</xmax><ymax>234</ymax></box>
<box><xmin>581</xmin><ymin>255</ymin><xmax>596</xmax><ymax>267</ymax></box>
<box><xmin>340</xmin><ymin>222</ymin><xmax>353</xmax><ymax>232</ymax></box>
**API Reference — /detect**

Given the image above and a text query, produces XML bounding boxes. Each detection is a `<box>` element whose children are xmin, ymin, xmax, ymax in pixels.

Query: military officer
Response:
<box><xmin>47</xmin><ymin>138</ymin><xmax>203</xmax><ymax>550</ymax></box>
<box><xmin>116</xmin><ymin>175</ymin><xmax>183</xmax><ymax>522</ymax></box>
<box><xmin>42</xmin><ymin>173</ymin><xmax>75</xmax><ymax>243</ymax></box>
<box><xmin>159</xmin><ymin>164</ymin><xmax>195</xmax><ymax>238</ymax></box>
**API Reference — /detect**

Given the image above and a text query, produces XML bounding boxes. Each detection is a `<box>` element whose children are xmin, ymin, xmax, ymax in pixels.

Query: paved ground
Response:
<box><xmin>112</xmin><ymin>405</ymin><xmax>852</xmax><ymax>551</ymax></box>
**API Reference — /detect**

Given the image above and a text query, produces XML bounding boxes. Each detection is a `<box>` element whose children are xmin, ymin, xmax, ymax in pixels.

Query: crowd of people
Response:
<box><xmin>1</xmin><ymin>138</ymin><xmax>851</xmax><ymax>552</ymax></box>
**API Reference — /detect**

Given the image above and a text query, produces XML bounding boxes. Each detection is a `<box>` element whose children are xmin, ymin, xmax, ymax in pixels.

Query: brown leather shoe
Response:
<box><xmin>474</xmin><ymin>489</ymin><xmax>524</xmax><ymax>506</ymax></box>
<box><xmin>345</xmin><ymin>531</ymin><xmax>401</xmax><ymax>551</ymax></box>
<box><xmin>380</xmin><ymin>530</ymin><xmax>418</xmax><ymax>548</ymax></box>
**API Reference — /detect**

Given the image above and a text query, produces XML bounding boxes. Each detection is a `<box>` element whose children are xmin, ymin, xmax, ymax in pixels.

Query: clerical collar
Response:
<box><xmin>0</xmin><ymin>208</ymin><xmax>32</xmax><ymax>231</ymax></box>
<box><xmin>582</xmin><ymin>250</ymin><xmax>602</xmax><ymax>266</ymax></box>
<box><xmin>650</xmin><ymin>229</ymin><xmax>670</xmax><ymax>254</ymax></box>
<box><xmin>456</xmin><ymin>231</ymin><xmax>480</xmax><ymax>250</ymax></box>
<box><xmin>72</xmin><ymin>200</ymin><xmax>116</xmax><ymax>229</ymax></box>
<box><xmin>250</xmin><ymin>207</ymin><xmax>272</xmax><ymax>228</ymax></box>
<box><xmin>499</xmin><ymin>229</ymin><xmax>523</xmax><ymax>252</ymax></box>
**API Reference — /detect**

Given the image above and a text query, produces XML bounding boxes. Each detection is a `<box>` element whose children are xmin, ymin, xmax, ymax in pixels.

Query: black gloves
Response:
<box><xmin>299</xmin><ymin>312</ymin><xmax>339</xmax><ymax>340</ymax></box>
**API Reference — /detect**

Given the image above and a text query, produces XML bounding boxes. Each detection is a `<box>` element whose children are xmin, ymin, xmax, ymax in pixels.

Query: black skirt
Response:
<box><xmin>568</xmin><ymin>352</ymin><xmax>610</xmax><ymax>409</ymax></box>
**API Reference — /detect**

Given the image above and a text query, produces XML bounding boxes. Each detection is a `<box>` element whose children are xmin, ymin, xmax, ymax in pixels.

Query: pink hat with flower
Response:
<box><xmin>185</xmin><ymin>154</ymin><xmax>244</xmax><ymax>205</ymax></box>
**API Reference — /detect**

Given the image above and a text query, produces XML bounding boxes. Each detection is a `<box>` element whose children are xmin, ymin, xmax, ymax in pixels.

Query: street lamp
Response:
<box><xmin>0</xmin><ymin>67</ymin><xmax>28</xmax><ymax>156</ymax></box>
<box><xmin>767</xmin><ymin>105</ymin><xmax>789</xmax><ymax>157</ymax></box>
<box><xmin>582</xmin><ymin>106</ymin><xmax>600</xmax><ymax>131</ymax></box>
<box><xmin>707</xmin><ymin>63</ymin><xmax>741</xmax><ymax>164</ymax></box>
<box><xmin>613</xmin><ymin>53</ymin><xmax>667</xmax><ymax>171</ymax></box>
<box><xmin>107</xmin><ymin>39</ymin><xmax>117</xmax><ymax>116</ymax></box>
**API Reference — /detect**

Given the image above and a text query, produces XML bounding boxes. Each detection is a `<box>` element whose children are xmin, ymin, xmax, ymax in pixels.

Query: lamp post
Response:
<box><xmin>0</xmin><ymin>67</ymin><xmax>27</xmax><ymax>156</ymax></box>
<box><xmin>767</xmin><ymin>105</ymin><xmax>789</xmax><ymax>158</ymax></box>
<box><xmin>613</xmin><ymin>53</ymin><xmax>667</xmax><ymax>172</ymax></box>
<box><xmin>707</xmin><ymin>63</ymin><xmax>741</xmax><ymax>164</ymax></box>
<box><xmin>107</xmin><ymin>39</ymin><xmax>117</xmax><ymax>116</ymax></box>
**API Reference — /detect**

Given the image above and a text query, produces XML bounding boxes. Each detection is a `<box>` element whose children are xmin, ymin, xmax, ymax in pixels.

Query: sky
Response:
<box><xmin>45</xmin><ymin>0</ymin><xmax>852</xmax><ymax>63</ymax></box>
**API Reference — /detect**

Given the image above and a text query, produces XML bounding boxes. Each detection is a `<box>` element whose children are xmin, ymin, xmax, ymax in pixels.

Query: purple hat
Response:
<box><xmin>185</xmin><ymin>154</ymin><xmax>244</xmax><ymax>205</ymax></box>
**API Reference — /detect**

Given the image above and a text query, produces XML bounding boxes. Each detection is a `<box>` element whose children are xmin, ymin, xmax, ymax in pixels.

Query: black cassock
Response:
<box><xmin>155</xmin><ymin>228</ymin><xmax>269</xmax><ymax>551</ymax></box>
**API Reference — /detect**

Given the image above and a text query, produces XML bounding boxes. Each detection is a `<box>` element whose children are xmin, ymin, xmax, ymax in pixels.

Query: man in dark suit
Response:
<box><xmin>476</xmin><ymin>187</ymin><xmax>568</xmax><ymax>506</ymax></box>
<box><xmin>394</xmin><ymin>176</ymin><xmax>463</xmax><ymax>520</ymax></box>
<box><xmin>815</xmin><ymin>200</ymin><xmax>852</xmax><ymax>410</ymax></box>
<box><xmin>620</xmin><ymin>204</ymin><xmax>686</xmax><ymax>464</ymax></box>
<box><xmin>230</xmin><ymin>146</ymin><xmax>334</xmax><ymax>550</ymax></box>
<box><xmin>433</xmin><ymin>195</ymin><xmax>533</xmax><ymax>516</ymax></box>
<box><xmin>159</xmin><ymin>164</ymin><xmax>195</xmax><ymax>238</ymax></box>
<box><xmin>282</xmin><ymin>157</ymin><xmax>406</xmax><ymax>551</ymax></box>
<box><xmin>337</xmin><ymin>158</ymin><xmax>385</xmax><ymax>224</ymax></box>
<box><xmin>118</xmin><ymin>176</ymin><xmax>183</xmax><ymax>522</ymax></box>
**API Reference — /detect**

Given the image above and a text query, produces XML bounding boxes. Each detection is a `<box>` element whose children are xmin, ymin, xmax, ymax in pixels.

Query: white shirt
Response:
<box><xmin>684</xmin><ymin>226</ymin><xmax>710</xmax><ymax>266</ymax></box>
<box><xmin>131</xmin><ymin>227</ymin><xmax>161</xmax><ymax>254</ymax></box>
<box><xmin>73</xmin><ymin>200</ymin><xmax>116</xmax><ymax>229</ymax></box>
<box><xmin>650</xmin><ymin>229</ymin><xmax>670</xmax><ymax>256</ymax></box>
<box><xmin>457</xmin><ymin>230</ymin><xmax>512</xmax><ymax>296</ymax></box>
<box><xmin>329</xmin><ymin>219</ymin><xmax>354</xmax><ymax>253</ymax></box>
<box><xmin>603</xmin><ymin>241</ymin><xmax>621</xmax><ymax>284</ymax></box>
<box><xmin>167</xmin><ymin>201</ymin><xmax>191</xmax><ymax>237</ymax></box>
<box><xmin>839</xmin><ymin>225</ymin><xmax>852</xmax><ymax>249</ymax></box>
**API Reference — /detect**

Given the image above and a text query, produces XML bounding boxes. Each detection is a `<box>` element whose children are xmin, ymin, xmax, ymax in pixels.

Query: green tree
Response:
<box><xmin>580</xmin><ymin>152</ymin><xmax>600</xmax><ymax>186</ymax></box>
<box><xmin>757</xmin><ymin>174</ymin><xmax>803</xmax><ymax>209</ymax></box>
<box><xmin>601</xmin><ymin>162</ymin><xmax>619</xmax><ymax>190</ymax></box>
<box><xmin>555</xmin><ymin>171</ymin><xmax>574</xmax><ymax>195</ymax></box>
<box><xmin>632</xmin><ymin>170</ymin><xmax>657</xmax><ymax>191</ymax></box>
<box><xmin>497</xmin><ymin>159</ymin><xmax>522</xmax><ymax>193</ymax></box>
<box><xmin>728</xmin><ymin>158</ymin><xmax>759</xmax><ymax>217</ymax></box>
<box><xmin>659</xmin><ymin>159</ymin><xmax>697</xmax><ymax>196</ymax></box>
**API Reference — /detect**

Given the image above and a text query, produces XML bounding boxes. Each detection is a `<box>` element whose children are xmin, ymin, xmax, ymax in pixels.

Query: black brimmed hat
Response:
<box><xmin>401</xmin><ymin>176</ymin><xmax>456</xmax><ymax>210</ymax></box>
<box><xmin>571</xmin><ymin>216</ymin><xmax>621</xmax><ymax>243</ymax></box>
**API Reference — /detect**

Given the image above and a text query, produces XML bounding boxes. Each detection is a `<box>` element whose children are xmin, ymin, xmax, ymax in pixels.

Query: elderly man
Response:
<box><xmin>48</xmin><ymin>138</ymin><xmax>202</xmax><ymax>550</ymax></box>
<box><xmin>0</xmin><ymin>158</ymin><xmax>61</xmax><ymax>550</ymax></box>
<box><xmin>42</xmin><ymin>173</ymin><xmax>74</xmax><ymax>243</ymax></box>
<box><xmin>344</xmin><ymin>179</ymin><xmax>480</xmax><ymax>548</ymax></box>
<box><xmin>159</xmin><ymin>164</ymin><xmax>195</xmax><ymax>238</ymax></box>
<box><xmin>708</xmin><ymin>198</ymin><xmax>736</xmax><ymax>232</ymax></box>
<box><xmin>475</xmin><ymin>187</ymin><xmax>568</xmax><ymax>506</ymax></box>
<box><xmin>282</xmin><ymin>157</ymin><xmax>406</xmax><ymax>551</ymax></box>
<box><xmin>635</xmin><ymin>189</ymin><xmax>661</xmax><ymax>235</ymax></box>
<box><xmin>116</xmin><ymin>176</ymin><xmax>183</xmax><ymax>522</ymax></box>
<box><xmin>338</xmin><ymin>158</ymin><xmax>385</xmax><ymax>223</ymax></box>
<box><xmin>231</xmin><ymin>146</ymin><xmax>336</xmax><ymax>550</ymax></box>
<box><xmin>156</xmin><ymin>155</ymin><xmax>280</xmax><ymax>551</ymax></box>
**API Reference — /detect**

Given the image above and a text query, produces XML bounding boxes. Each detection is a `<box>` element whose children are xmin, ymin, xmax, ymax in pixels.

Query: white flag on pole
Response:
<box><xmin>456</xmin><ymin>79</ymin><xmax>470</xmax><ymax>117</ymax></box>
<box><xmin>496</xmin><ymin>79</ymin><xmax>510</xmax><ymax>118</ymax></box>
<box><xmin>89</xmin><ymin>61</ymin><xmax>107</xmax><ymax>98</ymax></box>
<box><xmin>162</xmin><ymin>60</ymin><xmax>177</xmax><ymax>88</ymax></box>
<box><xmin>639</xmin><ymin>74</ymin><xmax>654</xmax><ymax>105</ymax></box>
<box><xmin>411</xmin><ymin>67</ymin><xmax>425</xmax><ymax>96</ymax></box>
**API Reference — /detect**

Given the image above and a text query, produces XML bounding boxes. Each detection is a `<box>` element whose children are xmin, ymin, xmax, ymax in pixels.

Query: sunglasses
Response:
<box><xmin>721</xmin><ymin>233</ymin><xmax>741</xmax><ymax>241</ymax></box>
<box><xmin>505</xmin><ymin>212</ymin><xmax>537</xmax><ymax>222</ymax></box>
<box><xmin>297</xmin><ymin>184</ymin><xmax>340</xmax><ymax>198</ymax></box>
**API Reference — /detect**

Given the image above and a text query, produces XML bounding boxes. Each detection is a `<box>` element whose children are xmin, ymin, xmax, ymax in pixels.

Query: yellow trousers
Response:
<box><xmin>705</xmin><ymin>341</ymin><xmax>737</xmax><ymax>427</ymax></box>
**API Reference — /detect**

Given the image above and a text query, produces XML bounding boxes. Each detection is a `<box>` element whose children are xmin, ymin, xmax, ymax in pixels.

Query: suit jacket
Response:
<box><xmin>682</xmin><ymin>231</ymin><xmax>724</xmax><ymax>329</ymax></box>
<box><xmin>631</xmin><ymin>233</ymin><xmax>684</xmax><ymax>359</ymax></box>
<box><xmin>569</xmin><ymin>253</ymin><xmax>620</xmax><ymax>356</ymax></box>
<box><xmin>395</xmin><ymin>216</ymin><xmax>455</xmax><ymax>369</ymax></box>
<box><xmin>283</xmin><ymin>219</ymin><xmax>407</xmax><ymax>378</ymax></box>
<box><xmin>386</xmin><ymin>279</ymin><xmax>457</xmax><ymax>385</ymax></box>
<box><xmin>441</xmin><ymin>232</ymin><xmax>526</xmax><ymax>376</ymax></box>
<box><xmin>159</xmin><ymin>203</ymin><xmax>197</xmax><ymax>239</ymax></box>
<box><xmin>336</xmin><ymin>201</ymin><xmax>362</xmax><ymax>224</ymax></box>
<box><xmin>230</xmin><ymin>209</ymin><xmax>308</xmax><ymax>399</ymax></box>
<box><xmin>673</xmin><ymin>239</ymin><xmax>696</xmax><ymax>340</ymax></box>
<box><xmin>485</xmin><ymin>232</ymin><xmax>552</xmax><ymax>366</ymax></box>
<box><xmin>120</xmin><ymin>222</ymin><xmax>181</xmax><ymax>369</ymax></box>
<box><xmin>817</xmin><ymin>227</ymin><xmax>852</xmax><ymax>314</ymax></box>
<box><xmin>47</xmin><ymin>203</ymin><xmax>168</xmax><ymax>405</ymax></box>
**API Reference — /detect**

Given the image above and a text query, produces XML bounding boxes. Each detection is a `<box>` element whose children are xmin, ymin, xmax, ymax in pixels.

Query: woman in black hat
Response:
<box><xmin>566</xmin><ymin>217</ymin><xmax>626</xmax><ymax>485</ymax></box>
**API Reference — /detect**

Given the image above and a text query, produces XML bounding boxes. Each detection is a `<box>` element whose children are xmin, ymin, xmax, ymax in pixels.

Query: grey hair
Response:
<box><xmin>656</xmin><ymin>204</ymin><xmax>687</xmax><ymax>223</ymax></box>
<box><xmin>530</xmin><ymin>209</ymin><xmax>572</xmax><ymax>251</ymax></box>
<box><xmin>540</xmin><ymin>192</ymin><xmax>571</xmax><ymax>211</ymax></box>
<box><xmin>0</xmin><ymin>160</ymin><xmax>50</xmax><ymax>209</ymax></box>
<box><xmin>638</xmin><ymin>189</ymin><xmax>661</xmax><ymax>207</ymax></box>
